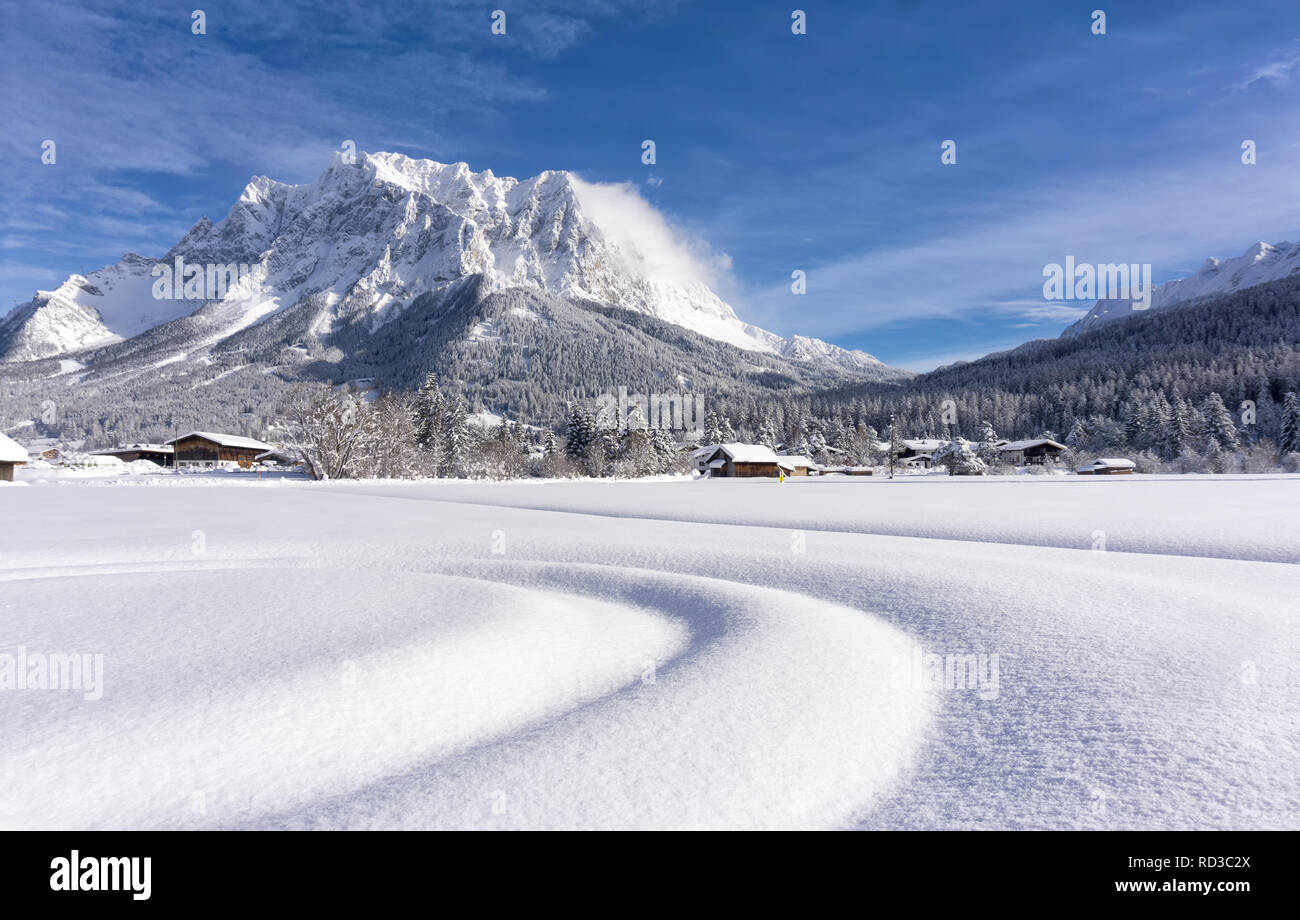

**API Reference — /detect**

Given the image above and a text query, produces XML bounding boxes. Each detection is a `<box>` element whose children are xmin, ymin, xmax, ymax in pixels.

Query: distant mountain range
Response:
<box><xmin>1063</xmin><ymin>240</ymin><xmax>1300</xmax><ymax>337</ymax></box>
<box><xmin>6</xmin><ymin>152</ymin><xmax>1299</xmax><ymax>448</ymax></box>
<box><xmin>0</xmin><ymin>152</ymin><xmax>905</xmax><ymax>391</ymax></box>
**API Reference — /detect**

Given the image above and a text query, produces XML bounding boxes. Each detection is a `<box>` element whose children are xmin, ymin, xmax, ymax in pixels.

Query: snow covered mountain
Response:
<box><xmin>0</xmin><ymin>152</ymin><xmax>904</xmax><ymax>384</ymax></box>
<box><xmin>1063</xmin><ymin>239</ymin><xmax>1300</xmax><ymax>337</ymax></box>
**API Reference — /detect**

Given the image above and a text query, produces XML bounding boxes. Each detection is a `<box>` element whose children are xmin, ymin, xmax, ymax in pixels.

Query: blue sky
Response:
<box><xmin>3</xmin><ymin>0</ymin><xmax>1299</xmax><ymax>371</ymax></box>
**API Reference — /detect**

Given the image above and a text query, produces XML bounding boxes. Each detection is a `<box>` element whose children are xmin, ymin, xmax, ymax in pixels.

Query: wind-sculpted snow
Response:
<box><xmin>339</xmin><ymin>474</ymin><xmax>1300</xmax><ymax>563</ymax></box>
<box><xmin>0</xmin><ymin>476</ymin><xmax>1296</xmax><ymax>829</ymax></box>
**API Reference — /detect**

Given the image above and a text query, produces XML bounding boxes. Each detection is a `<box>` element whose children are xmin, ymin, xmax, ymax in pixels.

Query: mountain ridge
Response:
<box><xmin>0</xmin><ymin>151</ymin><xmax>905</xmax><ymax>384</ymax></box>
<box><xmin>1062</xmin><ymin>238</ymin><xmax>1300</xmax><ymax>337</ymax></box>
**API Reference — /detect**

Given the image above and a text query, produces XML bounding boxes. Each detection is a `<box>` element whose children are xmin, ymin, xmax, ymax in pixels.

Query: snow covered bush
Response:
<box><xmin>1132</xmin><ymin>450</ymin><xmax>1164</xmax><ymax>474</ymax></box>
<box><xmin>933</xmin><ymin>438</ymin><xmax>987</xmax><ymax>476</ymax></box>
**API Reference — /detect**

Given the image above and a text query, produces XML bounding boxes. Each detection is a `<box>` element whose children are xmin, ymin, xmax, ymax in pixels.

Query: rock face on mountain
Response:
<box><xmin>0</xmin><ymin>285</ymin><xmax>116</xmax><ymax>363</ymax></box>
<box><xmin>1063</xmin><ymin>240</ymin><xmax>1300</xmax><ymax>337</ymax></box>
<box><xmin>0</xmin><ymin>152</ymin><xmax>906</xmax><ymax>387</ymax></box>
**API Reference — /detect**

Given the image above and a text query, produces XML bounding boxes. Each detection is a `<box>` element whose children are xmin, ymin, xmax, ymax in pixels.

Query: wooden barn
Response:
<box><xmin>165</xmin><ymin>431</ymin><xmax>274</xmax><ymax>468</ymax></box>
<box><xmin>694</xmin><ymin>443</ymin><xmax>784</xmax><ymax>478</ymax></box>
<box><xmin>775</xmin><ymin>454</ymin><xmax>819</xmax><ymax>476</ymax></box>
<box><xmin>0</xmin><ymin>432</ymin><xmax>27</xmax><ymax>482</ymax></box>
<box><xmin>1077</xmin><ymin>457</ymin><xmax>1136</xmax><ymax>475</ymax></box>
<box><xmin>90</xmin><ymin>444</ymin><xmax>175</xmax><ymax>467</ymax></box>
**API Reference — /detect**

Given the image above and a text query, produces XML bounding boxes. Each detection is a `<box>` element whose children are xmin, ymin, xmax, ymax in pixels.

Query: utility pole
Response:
<box><xmin>888</xmin><ymin>414</ymin><xmax>895</xmax><ymax>480</ymax></box>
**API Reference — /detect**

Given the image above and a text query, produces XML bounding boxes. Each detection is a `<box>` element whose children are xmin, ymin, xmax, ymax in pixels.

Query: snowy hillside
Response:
<box><xmin>1</xmin><ymin>475</ymin><xmax>1296</xmax><ymax>829</ymax></box>
<box><xmin>1063</xmin><ymin>239</ymin><xmax>1300</xmax><ymax>337</ymax></box>
<box><xmin>0</xmin><ymin>152</ymin><xmax>903</xmax><ymax>383</ymax></box>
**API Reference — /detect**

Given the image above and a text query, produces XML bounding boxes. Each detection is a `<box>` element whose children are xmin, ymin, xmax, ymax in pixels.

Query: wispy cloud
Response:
<box><xmin>0</xmin><ymin>0</ymin><xmax>674</xmax><ymax>308</ymax></box>
<box><xmin>1234</xmin><ymin>43</ymin><xmax>1300</xmax><ymax>90</ymax></box>
<box><xmin>737</xmin><ymin>133</ymin><xmax>1300</xmax><ymax>340</ymax></box>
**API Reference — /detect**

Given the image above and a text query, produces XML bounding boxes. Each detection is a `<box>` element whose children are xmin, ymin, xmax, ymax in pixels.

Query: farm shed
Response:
<box><xmin>1077</xmin><ymin>458</ymin><xmax>1136</xmax><ymax>475</ymax></box>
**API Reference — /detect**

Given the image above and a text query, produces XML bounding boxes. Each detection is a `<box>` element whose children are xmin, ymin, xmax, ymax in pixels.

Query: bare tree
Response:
<box><xmin>277</xmin><ymin>387</ymin><xmax>382</xmax><ymax>480</ymax></box>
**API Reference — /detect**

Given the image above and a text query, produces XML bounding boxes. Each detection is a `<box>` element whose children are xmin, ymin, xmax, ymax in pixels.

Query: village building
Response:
<box><xmin>693</xmin><ymin>443</ymin><xmax>785</xmax><ymax>478</ymax></box>
<box><xmin>822</xmin><ymin>465</ymin><xmax>874</xmax><ymax>476</ymax></box>
<box><xmin>998</xmin><ymin>438</ymin><xmax>1067</xmax><ymax>465</ymax></box>
<box><xmin>0</xmin><ymin>432</ymin><xmax>27</xmax><ymax>482</ymax></box>
<box><xmin>89</xmin><ymin>444</ymin><xmax>175</xmax><ymax>467</ymax></box>
<box><xmin>255</xmin><ymin>448</ymin><xmax>299</xmax><ymax>466</ymax></box>
<box><xmin>1077</xmin><ymin>457</ymin><xmax>1136</xmax><ymax>475</ymax></box>
<box><xmin>164</xmin><ymin>431</ymin><xmax>275</xmax><ymax>468</ymax></box>
<box><xmin>775</xmin><ymin>455</ymin><xmax>819</xmax><ymax>476</ymax></box>
<box><xmin>898</xmin><ymin>439</ymin><xmax>945</xmax><ymax>469</ymax></box>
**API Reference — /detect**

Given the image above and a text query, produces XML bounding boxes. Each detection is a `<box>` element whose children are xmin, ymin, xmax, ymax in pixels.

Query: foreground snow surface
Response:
<box><xmin>1</xmin><ymin>475</ymin><xmax>1297</xmax><ymax>829</ymax></box>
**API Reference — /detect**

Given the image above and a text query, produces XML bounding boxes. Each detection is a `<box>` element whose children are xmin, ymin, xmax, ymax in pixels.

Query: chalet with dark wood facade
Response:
<box><xmin>998</xmin><ymin>438</ymin><xmax>1067</xmax><ymax>465</ymax></box>
<box><xmin>165</xmin><ymin>431</ymin><xmax>274</xmax><ymax>468</ymax></box>
<box><xmin>692</xmin><ymin>443</ymin><xmax>785</xmax><ymax>478</ymax></box>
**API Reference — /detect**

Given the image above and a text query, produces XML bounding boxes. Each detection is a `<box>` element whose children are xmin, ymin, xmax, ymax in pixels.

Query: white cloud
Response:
<box><xmin>570</xmin><ymin>177</ymin><xmax>733</xmax><ymax>291</ymax></box>
<box><xmin>1235</xmin><ymin>48</ymin><xmax>1300</xmax><ymax>90</ymax></box>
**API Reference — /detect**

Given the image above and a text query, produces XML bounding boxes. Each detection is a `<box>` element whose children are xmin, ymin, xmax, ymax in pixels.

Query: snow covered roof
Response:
<box><xmin>903</xmin><ymin>439</ymin><xmax>946</xmax><ymax>451</ymax></box>
<box><xmin>716</xmin><ymin>443</ymin><xmax>781</xmax><ymax>464</ymax></box>
<box><xmin>695</xmin><ymin>443</ymin><xmax>781</xmax><ymax>464</ymax></box>
<box><xmin>1000</xmin><ymin>438</ymin><xmax>1066</xmax><ymax>452</ymax></box>
<box><xmin>0</xmin><ymin>432</ymin><xmax>27</xmax><ymax>463</ymax></box>
<box><xmin>776</xmin><ymin>455</ymin><xmax>818</xmax><ymax>468</ymax></box>
<box><xmin>1080</xmin><ymin>457</ymin><xmax>1136</xmax><ymax>470</ymax></box>
<box><xmin>90</xmin><ymin>443</ymin><xmax>174</xmax><ymax>455</ymax></box>
<box><xmin>164</xmin><ymin>431</ymin><xmax>273</xmax><ymax>451</ymax></box>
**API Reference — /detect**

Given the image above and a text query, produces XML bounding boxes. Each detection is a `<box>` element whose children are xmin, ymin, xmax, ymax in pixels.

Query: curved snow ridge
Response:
<box><xmin>0</xmin><ymin>560</ymin><xmax>932</xmax><ymax>830</ymax></box>
<box><xmin>252</xmin><ymin>560</ymin><xmax>934</xmax><ymax>830</ymax></box>
<box><xmin>0</xmin><ymin>567</ymin><xmax>687</xmax><ymax>830</ymax></box>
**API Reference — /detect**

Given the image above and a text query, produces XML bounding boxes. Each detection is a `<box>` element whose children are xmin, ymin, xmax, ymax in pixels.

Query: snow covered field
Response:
<box><xmin>1</xmin><ymin>474</ymin><xmax>1297</xmax><ymax>829</ymax></box>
